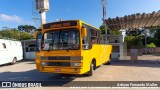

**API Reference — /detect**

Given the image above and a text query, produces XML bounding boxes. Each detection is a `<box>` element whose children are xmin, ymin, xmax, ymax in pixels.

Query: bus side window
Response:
<box><xmin>97</xmin><ymin>30</ymin><xmax>101</xmax><ymax>44</ymax></box>
<box><xmin>91</xmin><ymin>29</ymin><xmax>98</xmax><ymax>44</ymax></box>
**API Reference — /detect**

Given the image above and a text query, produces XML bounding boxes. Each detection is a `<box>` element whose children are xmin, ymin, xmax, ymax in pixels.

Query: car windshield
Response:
<box><xmin>42</xmin><ymin>29</ymin><xmax>80</xmax><ymax>51</ymax></box>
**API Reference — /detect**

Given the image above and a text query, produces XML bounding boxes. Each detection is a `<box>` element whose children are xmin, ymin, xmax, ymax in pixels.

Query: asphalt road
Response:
<box><xmin>0</xmin><ymin>56</ymin><xmax>160</xmax><ymax>89</ymax></box>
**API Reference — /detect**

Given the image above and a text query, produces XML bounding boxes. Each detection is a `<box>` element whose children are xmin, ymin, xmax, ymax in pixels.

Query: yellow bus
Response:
<box><xmin>34</xmin><ymin>20</ymin><xmax>112</xmax><ymax>76</ymax></box>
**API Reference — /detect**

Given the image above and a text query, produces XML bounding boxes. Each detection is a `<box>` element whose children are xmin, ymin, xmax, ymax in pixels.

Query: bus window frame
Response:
<box><xmin>96</xmin><ymin>30</ymin><xmax>101</xmax><ymax>44</ymax></box>
<box><xmin>36</xmin><ymin>31</ymin><xmax>42</xmax><ymax>52</ymax></box>
<box><xmin>41</xmin><ymin>28</ymin><xmax>81</xmax><ymax>51</ymax></box>
<box><xmin>82</xmin><ymin>23</ymin><xmax>102</xmax><ymax>50</ymax></box>
<box><xmin>82</xmin><ymin>24</ymin><xmax>93</xmax><ymax>50</ymax></box>
<box><xmin>90</xmin><ymin>29</ymin><xmax>99</xmax><ymax>44</ymax></box>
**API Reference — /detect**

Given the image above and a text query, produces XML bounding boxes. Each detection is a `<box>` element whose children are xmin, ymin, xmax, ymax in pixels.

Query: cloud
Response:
<box><xmin>0</xmin><ymin>14</ymin><xmax>37</xmax><ymax>28</ymax></box>
<box><xmin>0</xmin><ymin>14</ymin><xmax>23</xmax><ymax>24</ymax></box>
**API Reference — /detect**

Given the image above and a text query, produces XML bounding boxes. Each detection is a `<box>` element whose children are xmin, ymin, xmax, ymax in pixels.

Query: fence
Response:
<box><xmin>143</xmin><ymin>47</ymin><xmax>160</xmax><ymax>54</ymax></box>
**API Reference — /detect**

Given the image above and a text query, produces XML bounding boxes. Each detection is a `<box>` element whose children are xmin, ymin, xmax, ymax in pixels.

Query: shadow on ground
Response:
<box><xmin>111</xmin><ymin>59</ymin><xmax>160</xmax><ymax>68</ymax></box>
<box><xmin>0</xmin><ymin>69</ymin><xmax>79</xmax><ymax>86</ymax></box>
<box><xmin>0</xmin><ymin>59</ymin><xmax>89</xmax><ymax>86</ymax></box>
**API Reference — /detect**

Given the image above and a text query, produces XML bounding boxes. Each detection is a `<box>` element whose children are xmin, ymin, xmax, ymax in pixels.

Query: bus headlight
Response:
<box><xmin>74</xmin><ymin>63</ymin><xmax>81</xmax><ymax>66</ymax></box>
<box><xmin>41</xmin><ymin>62</ymin><xmax>47</xmax><ymax>66</ymax></box>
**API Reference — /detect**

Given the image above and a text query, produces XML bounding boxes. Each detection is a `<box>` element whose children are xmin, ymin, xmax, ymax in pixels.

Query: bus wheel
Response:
<box><xmin>87</xmin><ymin>62</ymin><xmax>94</xmax><ymax>76</ymax></box>
<box><xmin>104</xmin><ymin>59</ymin><xmax>111</xmax><ymax>65</ymax></box>
<box><xmin>104</xmin><ymin>56</ymin><xmax>111</xmax><ymax>65</ymax></box>
<box><xmin>105</xmin><ymin>61</ymin><xmax>111</xmax><ymax>65</ymax></box>
<box><xmin>11</xmin><ymin>57</ymin><xmax>17</xmax><ymax>64</ymax></box>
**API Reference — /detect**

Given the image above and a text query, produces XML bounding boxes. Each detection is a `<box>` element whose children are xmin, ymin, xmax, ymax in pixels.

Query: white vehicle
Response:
<box><xmin>0</xmin><ymin>39</ymin><xmax>23</xmax><ymax>65</ymax></box>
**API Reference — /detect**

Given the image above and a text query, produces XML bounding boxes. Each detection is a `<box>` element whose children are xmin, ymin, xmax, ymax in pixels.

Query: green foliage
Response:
<box><xmin>125</xmin><ymin>28</ymin><xmax>160</xmax><ymax>48</ymax></box>
<box><xmin>146</xmin><ymin>43</ymin><xmax>156</xmax><ymax>48</ymax></box>
<box><xmin>99</xmin><ymin>25</ymin><xmax>121</xmax><ymax>35</ymax></box>
<box><xmin>19</xmin><ymin>32</ymin><xmax>34</xmax><ymax>40</ymax></box>
<box><xmin>99</xmin><ymin>25</ymin><xmax>106</xmax><ymax>34</ymax></box>
<box><xmin>146</xmin><ymin>37</ymin><xmax>155</xmax><ymax>44</ymax></box>
<box><xmin>109</xmin><ymin>30</ymin><xmax>121</xmax><ymax>35</ymax></box>
<box><xmin>137</xmin><ymin>41</ymin><xmax>143</xmax><ymax>48</ymax></box>
<box><xmin>0</xmin><ymin>28</ymin><xmax>34</xmax><ymax>40</ymax></box>
<box><xmin>125</xmin><ymin>35</ymin><xmax>144</xmax><ymax>49</ymax></box>
<box><xmin>18</xmin><ymin>25</ymin><xmax>36</xmax><ymax>33</ymax></box>
<box><xmin>154</xmin><ymin>29</ymin><xmax>160</xmax><ymax>47</ymax></box>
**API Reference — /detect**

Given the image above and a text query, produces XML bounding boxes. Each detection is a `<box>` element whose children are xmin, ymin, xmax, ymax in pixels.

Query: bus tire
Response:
<box><xmin>87</xmin><ymin>62</ymin><xmax>94</xmax><ymax>76</ymax></box>
<box><xmin>11</xmin><ymin>57</ymin><xmax>17</xmax><ymax>64</ymax></box>
<box><xmin>104</xmin><ymin>55</ymin><xmax>111</xmax><ymax>65</ymax></box>
<box><xmin>105</xmin><ymin>61</ymin><xmax>111</xmax><ymax>65</ymax></box>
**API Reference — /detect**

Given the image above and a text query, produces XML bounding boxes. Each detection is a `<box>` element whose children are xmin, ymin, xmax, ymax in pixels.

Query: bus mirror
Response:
<box><xmin>34</xmin><ymin>29</ymin><xmax>42</xmax><ymax>39</ymax></box>
<box><xmin>82</xmin><ymin>27</ymin><xmax>87</xmax><ymax>37</ymax></box>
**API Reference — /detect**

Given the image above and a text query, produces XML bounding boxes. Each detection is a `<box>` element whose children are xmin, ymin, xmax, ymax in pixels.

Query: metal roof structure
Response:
<box><xmin>104</xmin><ymin>11</ymin><xmax>160</xmax><ymax>30</ymax></box>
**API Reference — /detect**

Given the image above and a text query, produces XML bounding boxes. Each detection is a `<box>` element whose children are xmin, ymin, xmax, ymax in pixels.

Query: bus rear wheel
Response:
<box><xmin>11</xmin><ymin>57</ymin><xmax>17</xmax><ymax>64</ymax></box>
<box><xmin>104</xmin><ymin>55</ymin><xmax>111</xmax><ymax>65</ymax></box>
<box><xmin>105</xmin><ymin>61</ymin><xmax>111</xmax><ymax>65</ymax></box>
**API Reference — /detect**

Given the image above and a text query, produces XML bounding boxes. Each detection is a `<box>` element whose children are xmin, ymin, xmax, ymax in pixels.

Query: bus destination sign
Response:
<box><xmin>43</xmin><ymin>21</ymin><xmax>78</xmax><ymax>29</ymax></box>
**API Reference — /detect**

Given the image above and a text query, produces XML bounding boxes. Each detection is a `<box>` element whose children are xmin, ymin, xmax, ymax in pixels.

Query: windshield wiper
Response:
<box><xmin>47</xmin><ymin>47</ymin><xmax>50</xmax><ymax>52</ymax></box>
<box><xmin>48</xmin><ymin>33</ymin><xmax>55</xmax><ymax>52</ymax></box>
<box><xmin>66</xmin><ymin>44</ymin><xmax>69</xmax><ymax>52</ymax></box>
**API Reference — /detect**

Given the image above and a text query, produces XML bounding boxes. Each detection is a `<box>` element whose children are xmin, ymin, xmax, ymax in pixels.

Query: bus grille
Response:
<box><xmin>40</xmin><ymin>56</ymin><xmax>83</xmax><ymax>60</ymax></box>
<box><xmin>43</xmin><ymin>62</ymin><xmax>70</xmax><ymax>66</ymax></box>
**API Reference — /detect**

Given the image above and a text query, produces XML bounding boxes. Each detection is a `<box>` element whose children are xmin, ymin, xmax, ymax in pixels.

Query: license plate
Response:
<box><xmin>54</xmin><ymin>68</ymin><xmax>61</xmax><ymax>72</ymax></box>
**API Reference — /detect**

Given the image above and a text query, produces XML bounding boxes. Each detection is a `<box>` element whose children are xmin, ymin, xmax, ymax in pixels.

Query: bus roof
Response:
<box><xmin>80</xmin><ymin>20</ymin><xmax>100</xmax><ymax>31</ymax></box>
<box><xmin>43</xmin><ymin>20</ymin><xmax>100</xmax><ymax>31</ymax></box>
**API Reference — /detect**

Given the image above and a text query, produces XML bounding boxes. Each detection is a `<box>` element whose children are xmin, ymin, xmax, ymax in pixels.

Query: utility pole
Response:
<box><xmin>102</xmin><ymin>0</ymin><xmax>106</xmax><ymax>21</ymax></box>
<box><xmin>101</xmin><ymin>0</ymin><xmax>107</xmax><ymax>44</ymax></box>
<box><xmin>36</xmin><ymin>0</ymin><xmax>50</xmax><ymax>25</ymax></box>
<box><xmin>35</xmin><ymin>0</ymin><xmax>50</xmax><ymax>39</ymax></box>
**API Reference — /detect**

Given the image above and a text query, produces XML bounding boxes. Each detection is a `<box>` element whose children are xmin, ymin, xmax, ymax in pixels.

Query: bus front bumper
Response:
<box><xmin>39</xmin><ymin>66</ymin><xmax>82</xmax><ymax>75</ymax></box>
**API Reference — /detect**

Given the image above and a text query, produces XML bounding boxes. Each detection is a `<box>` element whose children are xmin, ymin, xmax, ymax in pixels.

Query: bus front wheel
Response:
<box><xmin>87</xmin><ymin>62</ymin><xmax>94</xmax><ymax>76</ymax></box>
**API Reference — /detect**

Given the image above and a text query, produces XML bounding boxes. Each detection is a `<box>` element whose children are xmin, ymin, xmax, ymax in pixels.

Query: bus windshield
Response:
<box><xmin>42</xmin><ymin>29</ymin><xmax>80</xmax><ymax>51</ymax></box>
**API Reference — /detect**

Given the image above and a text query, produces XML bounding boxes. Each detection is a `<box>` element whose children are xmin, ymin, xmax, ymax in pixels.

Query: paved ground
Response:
<box><xmin>0</xmin><ymin>55</ymin><xmax>160</xmax><ymax>90</ymax></box>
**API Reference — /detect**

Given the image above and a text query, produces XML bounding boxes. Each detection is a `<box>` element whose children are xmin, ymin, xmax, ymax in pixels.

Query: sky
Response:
<box><xmin>0</xmin><ymin>0</ymin><xmax>160</xmax><ymax>30</ymax></box>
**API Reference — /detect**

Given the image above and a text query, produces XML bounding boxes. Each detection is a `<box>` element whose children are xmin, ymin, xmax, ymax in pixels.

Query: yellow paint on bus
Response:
<box><xmin>35</xmin><ymin>20</ymin><xmax>112</xmax><ymax>76</ymax></box>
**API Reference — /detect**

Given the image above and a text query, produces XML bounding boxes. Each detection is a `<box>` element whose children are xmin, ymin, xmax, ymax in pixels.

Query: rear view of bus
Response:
<box><xmin>35</xmin><ymin>20</ymin><xmax>112</xmax><ymax>76</ymax></box>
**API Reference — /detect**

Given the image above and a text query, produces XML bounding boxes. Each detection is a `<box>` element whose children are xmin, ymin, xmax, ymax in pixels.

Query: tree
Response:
<box><xmin>125</xmin><ymin>35</ymin><xmax>144</xmax><ymax>49</ymax></box>
<box><xmin>99</xmin><ymin>25</ymin><xmax>122</xmax><ymax>35</ymax></box>
<box><xmin>0</xmin><ymin>28</ymin><xmax>33</xmax><ymax>40</ymax></box>
<box><xmin>18</xmin><ymin>25</ymin><xmax>36</xmax><ymax>33</ymax></box>
<box><xmin>99</xmin><ymin>25</ymin><xmax>106</xmax><ymax>34</ymax></box>
<box><xmin>154</xmin><ymin>29</ymin><xmax>160</xmax><ymax>47</ymax></box>
<box><xmin>109</xmin><ymin>30</ymin><xmax>121</xmax><ymax>35</ymax></box>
